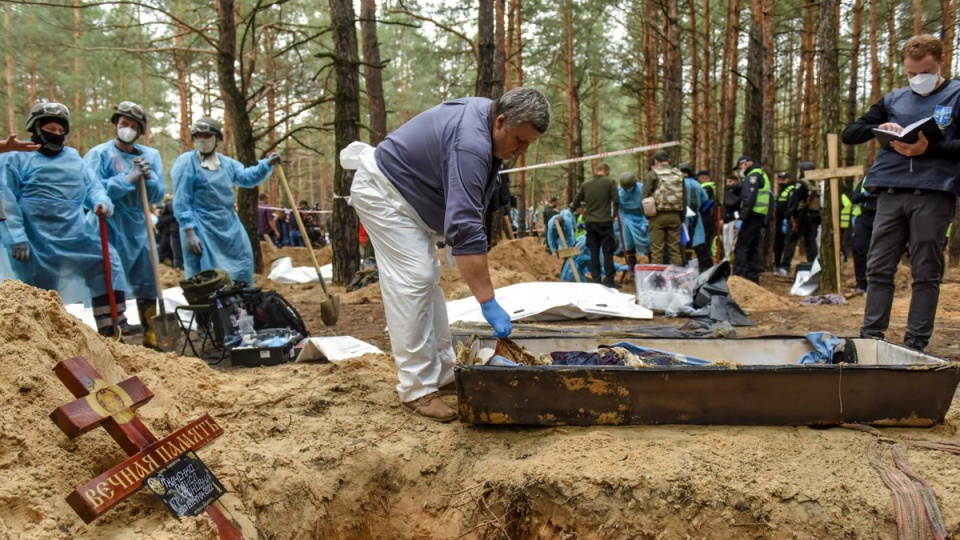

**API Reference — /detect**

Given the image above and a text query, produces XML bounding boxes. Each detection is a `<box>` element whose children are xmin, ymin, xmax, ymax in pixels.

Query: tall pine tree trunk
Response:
<box><xmin>361</xmin><ymin>0</ymin><xmax>387</xmax><ymax>145</ymax></box>
<box><xmin>818</xmin><ymin>0</ymin><xmax>841</xmax><ymax>293</ymax></box>
<box><xmin>513</xmin><ymin>0</ymin><xmax>527</xmax><ymax>232</ymax></box>
<box><xmin>800</xmin><ymin>0</ymin><xmax>816</xmax><ymax>161</ymax></box>
<box><xmin>5</xmin><ymin>4</ymin><xmax>14</xmax><ymax>134</ymax></box>
<box><xmin>742</xmin><ymin>0</ymin><xmax>763</xmax><ymax>161</ymax></box>
<box><xmin>718</xmin><ymin>0</ymin><xmax>740</xmax><ymax>178</ymax></box>
<box><xmin>215</xmin><ymin>0</ymin><xmax>263</xmax><ymax>277</ymax></box>
<box><xmin>845</xmin><ymin>0</ymin><xmax>864</xmax><ymax>167</ymax></box>
<box><xmin>942</xmin><ymin>0</ymin><xmax>956</xmax><ymax>78</ymax></box>
<box><xmin>867</xmin><ymin>0</ymin><xmax>881</xmax><ymax>165</ymax></box>
<box><xmin>493</xmin><ymin>0</ymin><xmax>506</xmax><ymax>100</ymax></box>
<box><xmin>563</xmin><ymin>0</ymin><xmax>583</xmax><ymax>202</ymax></box>
<box><xmin>687</xmin><ymin>0</ymin><xmax>700</xmax><ymax>167</ymax></box>
<box><xmin>329</xmin><ymin>0</ymin><xmax>362</xmax><ymax>284</ymax></box>
<box><xmin>662</xmin><ymin>0</ymin><xmax>682</xmax><ymax>159</ymax></box>
<box><xmin>476</xmin><ymin>0</ymin><xmax>496</xmax><ymax>97</ymax></box>
<box><xmin>643</xmin><ymin>0</ymin><xmax>660</xmax><ymax>148</ymax></box>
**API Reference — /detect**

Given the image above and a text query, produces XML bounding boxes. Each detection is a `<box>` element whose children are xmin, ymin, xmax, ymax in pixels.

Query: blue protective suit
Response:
<box><xmin>618</xmin><ymin>184</ymin><xmax>650</xmax><ymax>255</ymax></box>
<box><xmin>684</xmin><ymin>176</ymin><xmax>708</xmax><ymax>247</ymax></box>
<box><xmin>561</xmin><ymin>235</ymin><xmax>628</xmax><ymax>282</ymax></box>
<box><xmin>546</xmin><ymin>209</ymin><xmax>575</xmax><ymax>254</ymax></box>
<box><xmin>0</xmin><ymin>147</ymin><xmax>126</xmax><ymax>304</ymax></box>
<box><xmin>84</xmin><ymin>141</ymin><xmax>166</xmax><ymax>299</ymax></box>
<box><xmin>171</xmin><ymin>151</ymin><xmax>274</xmax><ymax>285</ymax></box>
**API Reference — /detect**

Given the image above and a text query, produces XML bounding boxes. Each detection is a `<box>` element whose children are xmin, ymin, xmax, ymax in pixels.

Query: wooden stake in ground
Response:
<box><xmin>802</xmin><ymin>134</ymin><xmax>863</xmax><ymax>294</ymax></box>
<box><xmin>553</xmin><ymin>219</ymin><xmax>582</xmax><ymax>282</ymax></box>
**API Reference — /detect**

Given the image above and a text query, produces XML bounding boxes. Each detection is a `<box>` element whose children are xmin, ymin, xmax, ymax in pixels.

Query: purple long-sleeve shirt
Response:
<box><xmin>374</xmin><ymin>97</ymin><xmax>503</xmax><ymax>255</ymax></box>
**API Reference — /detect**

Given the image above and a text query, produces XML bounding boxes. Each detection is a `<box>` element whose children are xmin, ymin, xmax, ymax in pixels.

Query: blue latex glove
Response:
<box><xmin>480</xmin><ymin>297</ymin><xmax>512</xmax><ymax>337</ymax></box>
<box><xmin>781</xmin><ymin>219</ymin><xmax>788</xmax><ymax>235</ymax></box>
<box><xmin>735</xmin><ymin>220</ymin><xmax>742</xmax><ymax>232</ymax></box>
<box><xmin>640</xmin><ymin>222</ymin><xmax>649</xmax><ymax>236</ymax></box>
<box><xmin>798</xmin><ymin>332</ymin><xmax>842</xmax><ymax>364</ymax></box>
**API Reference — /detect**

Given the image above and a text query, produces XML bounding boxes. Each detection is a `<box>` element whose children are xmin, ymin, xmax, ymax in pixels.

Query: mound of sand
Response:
<box><xmin>261</xmin><ymin>242</ymin><xmax>333</xmax><ymax>269</ymax></box>
<box><xmin>486</xmin><ymin>236</ymin><xmax>562</xmax><ymax>282</ymax></box>
<box><xmin>728</xmin><ymin>276</ymin><xmax>793</xmax><ymax>312</ymax></box>
<box><xmin>5</xmin><ymin>279</ymin><xmax>960</xmax><ymax>539</ymax></box>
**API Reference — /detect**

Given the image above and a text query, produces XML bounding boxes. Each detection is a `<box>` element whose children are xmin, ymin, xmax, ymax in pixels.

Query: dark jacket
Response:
<box><xmin>841</xmin><ymin>79</ymin><xmax>960</xmax><ymax>195</ymax></box>
<box><xmin>723</xmin><ymin>184</ymin><xmax>741</xmax><ymax>223</ymax></box>
<box><xmin>573</xmin><ymin>174</ymin><xmax>619</xmax><ymax>223</ymax></box>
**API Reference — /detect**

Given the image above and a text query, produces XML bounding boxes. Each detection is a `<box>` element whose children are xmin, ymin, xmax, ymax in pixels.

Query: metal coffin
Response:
<box><xmin>454</xmin><ymin>337</ymin><xmax>960</xmax><ymax>427</ymax></box>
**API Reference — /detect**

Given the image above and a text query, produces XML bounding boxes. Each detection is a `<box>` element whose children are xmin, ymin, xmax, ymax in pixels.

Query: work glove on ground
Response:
<box><xmin>480</xmin><ymin>297</ymin><xmax>512</xmax><ymax>338</ymax></box>
<box><xmin>185</xmin><ymin>228</ymin><xmax>203</xmax><ymax>255</ymax></box>
<box><xmin>266</xmin><ymin>152</ymin><xmax>282</xmax><ymax>166</ymax></box>
<box><xmin>95</xmin><ymin>202</ymin><xmax>114</xmax><ymax>218</ymax></box>
<box><xmin>10</xmin><ymin>242</ymin><xmax>29</xmax><ymax>261</ymax></box>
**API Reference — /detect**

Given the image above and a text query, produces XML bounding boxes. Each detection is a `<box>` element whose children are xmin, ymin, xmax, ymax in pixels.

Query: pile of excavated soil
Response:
<box><xmin>728</xmin><ymin>276</ymin><xmax>793</xmax><ymax>312</ymax></box>
<box><xmin>5</xmin><ymin>279</ymin><xmax>960</xmax><ymax>539</ymax></box>
<box><xmin>341</xmin><ymin>238</ymin><xmax>559</xmax><ymax>304</ymax></box>
<box><xmin>486</xmin><ymin>236</ymin><xmax>562</xmax><ymax>281</ymax></box>
<box><xmin>260</xmin><ymin>242</ymin><xmax>332</xmax><ymax>268</ymax></box>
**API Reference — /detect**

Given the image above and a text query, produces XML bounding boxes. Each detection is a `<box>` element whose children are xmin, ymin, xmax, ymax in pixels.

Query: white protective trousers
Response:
<box><xmin>342</xmin><ymin>142</ymin><xmax>456</xmax><ymax>402</ymax></box>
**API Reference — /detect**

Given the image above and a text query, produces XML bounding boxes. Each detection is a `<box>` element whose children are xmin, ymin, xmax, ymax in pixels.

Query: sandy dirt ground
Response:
<box><xmin>3</xmin><ymin>236</ymin><xmax>960</xmax><ymax>539</ymax></box>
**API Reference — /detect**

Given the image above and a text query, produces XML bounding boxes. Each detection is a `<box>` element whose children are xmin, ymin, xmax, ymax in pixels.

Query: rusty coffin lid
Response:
<box><xmin>454</xmin><ymin>336</ymin><xmax>960</xmax><ymax>427</ymax></box>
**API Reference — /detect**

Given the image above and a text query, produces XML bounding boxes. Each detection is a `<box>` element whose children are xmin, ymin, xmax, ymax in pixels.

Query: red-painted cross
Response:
<box><xmin>49</xmin><ymin>356</ymin><xmax>243</xmax><ymax>539</ymax></box>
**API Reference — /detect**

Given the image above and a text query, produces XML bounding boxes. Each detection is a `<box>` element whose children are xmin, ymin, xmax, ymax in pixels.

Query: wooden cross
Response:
<box><xmin>554</xmin><ymin>219</ymin><xmax>583</xmax><ymax>282</ymax></box>
<box><xmin>49</xmin><ymin>356</ymin><xmax>244</xmax><ymax>539</ymax></box>
<box><xmin>797</xmin><ymin>134</ymin><xmax>863</xmax><ymax>294</ymax></box>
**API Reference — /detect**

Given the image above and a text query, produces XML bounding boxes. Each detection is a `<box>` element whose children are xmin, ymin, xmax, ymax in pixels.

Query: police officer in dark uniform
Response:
<box><xmin>850</xmin><ymin>175</ymin><xmax>878</xmax><ymax>293</ymax></box>
<box><xmin>732</xmin><ymin>155</ymin><xmax>773</xmax><ymax>283</ymax></box>
<box><xmin>842</xmin><ymin>34</ymin><xmax>960</xmax><ymax>352</ymax></box>
<box><xmin>780</xmin><ymin>162</ymin><xmax>820</xmax><ymax>273</ymax></box>
<box><xmin>773</xmin><ymin>172</ymin><xmax>795</xmax><ymax>276</ymax></box>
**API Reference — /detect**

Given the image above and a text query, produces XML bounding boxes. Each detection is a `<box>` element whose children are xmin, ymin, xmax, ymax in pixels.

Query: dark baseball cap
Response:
<box><xmin>696</xmin><ymin>169</ymin><xmax>710</xmax><ymax>177</ymax></box>
<box><xmin>777</xmin><ymin>171</ymin><xmax>791</xmax><ymax>179</ymax></box>
<box><xmin>652</xmin><ymin>150</ymin><xmax>670</xmax><ymax>162</ymax></box>
<box><xmin>736</xmin><ymin>155</ymin><xmax>752</xmax><ymax>166</ymax></box>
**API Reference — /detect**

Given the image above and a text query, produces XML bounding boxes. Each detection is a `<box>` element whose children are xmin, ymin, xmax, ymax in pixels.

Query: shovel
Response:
<box><xmin>96</xmin><ymin>209</ymin><xmax>121</xmax><ymax>340</ymax></box>
<box><xmin>137</xmin><ymin>169</ymin><xmax>180</xmax><ymax>352</ymax></box>
<box><xmin>276</xmin><ymin>163</ymin><xmax>340</xmax><ymax>326</ymax></box>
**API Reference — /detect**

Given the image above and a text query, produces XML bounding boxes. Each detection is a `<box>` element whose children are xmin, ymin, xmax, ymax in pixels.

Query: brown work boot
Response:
<box><xmin>438</xmin><ymin>381</ymin><xmax>457</xmax><ymax>396</ymax></box>
<box><xmin>402</xmin><ymin>392</ymin><xmax>457</xmax><ymax>423</ymax></box>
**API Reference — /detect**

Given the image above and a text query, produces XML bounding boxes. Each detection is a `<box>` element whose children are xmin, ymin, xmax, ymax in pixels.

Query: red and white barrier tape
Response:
<box><xmin>499</xmin><ymin>141</ymin><xmax>680</xmax><ymax>174</ymax></box>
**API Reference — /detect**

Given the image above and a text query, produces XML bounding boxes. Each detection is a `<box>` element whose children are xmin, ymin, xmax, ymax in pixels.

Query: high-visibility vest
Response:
<box><xmin>777</xmin><ymin>184</ymin><xmax>795</xmax><ymax>202</ymax></box>
<box><xmin>746</xmin><ymin>167</ymin><xmax>772</xmax><ymax>216</ymax></box>
<box><xmin>701</xmin><ymin>181</ymin><xmax>717</xmax><ymax>201</ymax></box>
<box><xmin>840</xmin><ymin>193</ymin><xmax>852</xmax><ymax>228</ymax></box>
<box><xmin>852</xmin><ymin>178</ymin><xmax>867</xmax><ymax>217</ymax></box>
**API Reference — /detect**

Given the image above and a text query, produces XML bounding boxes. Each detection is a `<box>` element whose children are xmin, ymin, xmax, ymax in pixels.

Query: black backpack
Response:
<box><xmin>241</xmin><ymin>288</ymin><xmax>309</xmax><ymax>338</ymax></box>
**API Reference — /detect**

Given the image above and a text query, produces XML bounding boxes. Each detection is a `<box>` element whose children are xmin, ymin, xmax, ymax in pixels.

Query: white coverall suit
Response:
<box><xmin>342</xmin><ymin>142</ymin><xmax>455</xmax><ymax>402</ymax></box>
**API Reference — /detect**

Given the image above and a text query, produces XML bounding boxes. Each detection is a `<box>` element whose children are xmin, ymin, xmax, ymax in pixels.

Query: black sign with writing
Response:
<box><xmin>143</xmin><ymin>450</ymin><xmax>225</xmax><ymax>518</ymax></box>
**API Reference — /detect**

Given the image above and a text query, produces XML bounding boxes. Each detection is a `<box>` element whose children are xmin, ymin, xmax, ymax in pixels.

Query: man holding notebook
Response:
<box><xmin>842</xmin><ymin>34</ymin><xmax>960</xmax><ymax>352</ymax></box>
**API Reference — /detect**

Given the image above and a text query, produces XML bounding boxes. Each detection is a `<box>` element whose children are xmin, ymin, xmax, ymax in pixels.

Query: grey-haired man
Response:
<box><xmin>343</xmin><ymin>87</ymin><xmax>551</xmax><ymax>422</ymax></box>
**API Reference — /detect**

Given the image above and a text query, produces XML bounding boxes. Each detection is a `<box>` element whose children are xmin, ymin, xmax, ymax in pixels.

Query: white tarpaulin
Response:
<box><xmin>445</xmin><ymin>282</ymin><xmax>653</xmax><ymax>324</ymax></box>
<box><xmin>791</xmin><ymin>259</ymin><xmax>821</xmax><ymax>296</ymax></box>
<box><xmin>267</xmin><ymin>256</ymin><xmax>332</xmax><ymax>284</ymax></box>
<box><xmin>297</xmin><ymin>336</ymin><xmax>383</xmax><ymax>363</ymax></box>
<box><xmin>65</xmin><ymin>287</ymin><xmax>197</xmax><ymax>331</ymax></box>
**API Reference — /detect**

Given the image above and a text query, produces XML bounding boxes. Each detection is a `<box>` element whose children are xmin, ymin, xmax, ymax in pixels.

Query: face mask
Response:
<box><xmin>194</xmin><ymin>138</ymin><xmax>216</xmax><ymax>155</ymax></box>
<box><xmin>32</xmin><ymin>131</ymin><xmax>66</xmax><ymax>156</ymax></box>
<box><xmin>909</xmin><ymin>71</ymin><xmax>939</xmax><ymax>95</ymax></box>
<box><xmin>117</xmin><ymin>127</ymin><xmax>139</xmax><ymax>144</ymax></box>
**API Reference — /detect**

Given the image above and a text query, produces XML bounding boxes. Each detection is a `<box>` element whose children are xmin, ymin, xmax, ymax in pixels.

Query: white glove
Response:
<box><xmin>185</xmin><ymin>228</ymin><xmax>203</xmax><ymax>255</ymax></box>
<box><xmin>266</xmin><ymin>152</ymin><xmax>281</xmax><ymax>166</ymax></box>
<box><xmin>95</xmin><ymin>202</ymin><xmax>114</xmax><ymax>218</ymax></box>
